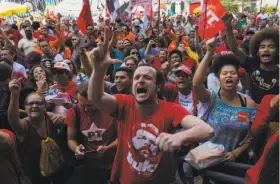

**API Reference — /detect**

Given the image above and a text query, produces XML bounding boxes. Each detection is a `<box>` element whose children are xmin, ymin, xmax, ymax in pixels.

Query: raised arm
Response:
<box><xmin>194</xmin><ymin>25</ymin><xmax>203</xmax><ymax>59</ymax></box>
<box><xmin>88</xmin><ymin>27</ymin><xmax>121</xmax><ymax>115</ymax></box>
<box><xmin>222</xmin><ymin>12</ymin><xmax>247</xmax><ymax>64</ymax></box>
<box><xmin>193</xmin><ymin>37</ymin><xmax>218</xmax><ymax>103</ymax></box>
<box><xmin>144</xmin><ymin>40</ymin><xmax>156</xmax><ymax>62</ymax></box>
<box><xmin>8</xmin><ymin>79</ymin><xmax>27</xmax><ymax>140</ymax></box>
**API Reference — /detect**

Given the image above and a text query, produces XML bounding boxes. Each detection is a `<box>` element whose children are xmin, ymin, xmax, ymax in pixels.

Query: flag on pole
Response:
<box><xmin>77</xmin><ymin>0</ymin><xmax>93</xmax><ymax>34</ymax></box>
<box><xmin>198</xmin><ymin>0</ymin><xmax>227</xmax><ymax>40</ymax></box>
<box><xmin>106</xmin><ymin>0</ymin><xmax>121</xmax><ymax>20</ymax></box>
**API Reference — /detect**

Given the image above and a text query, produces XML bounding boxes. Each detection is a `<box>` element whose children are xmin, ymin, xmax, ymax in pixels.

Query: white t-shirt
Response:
<box><xmin>13</xmin><ymin>62</ymin><xmax>27</xmax><ymax>77</ymax></box>
<box><xmin>18</xmin><ymin>38</ymin><xmax>38</xmax><ymax>56</ymax></box>
<box><xmin>178</xmin><ymin>91</ymin><xmax>194</xmax><ymax>114</ymax></box>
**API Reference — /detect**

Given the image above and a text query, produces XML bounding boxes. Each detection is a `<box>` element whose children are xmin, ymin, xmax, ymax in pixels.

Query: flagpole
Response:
<box><xmin>202</xmin><ymin>0</ymin><xmax>208</xmax><ymax>40</ymax></box>
<box><xmin>158</xmin><ymin>0</ymin><xmax>160</xmax><ymax>41</ymax></box>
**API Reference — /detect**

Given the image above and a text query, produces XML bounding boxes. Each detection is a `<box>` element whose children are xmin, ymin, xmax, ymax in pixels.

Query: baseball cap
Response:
<box><xmin>174</xmin><ymin>65</ymin><xmax>192</xmax><ymax>76</ymax></box>
<box><xmin>53</xmin><ymin>62</ymin><xmax>70</xmax><ymax>71</ymax></box>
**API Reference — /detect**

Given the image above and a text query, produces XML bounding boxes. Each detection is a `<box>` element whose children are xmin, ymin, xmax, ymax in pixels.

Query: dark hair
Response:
<box><xmin>26</xmin><ymin>51</ymin><xmax>42</xmax><ymax>65</ymax></box>
<box><xmin>0</xmin><ymin>61</ymin><xmax>13</xmax><ymax>81</ymax></box>
<box><xmin>64</xmin><ymin>59</ymin><xmax>78</xmax><ymax>75</ymax></box>
<box><xmin>169</xmin><ymin>49</ymin><xmax>183</xmax><ymax>62</ymax></box>
<box><xmin>28</xmin><ymin>65</ymin><xmax>53</xmax><ymax>89</ymax></box>
<box><xmin>123</xmin><ymin>39</ymin><xmax>132</xmax><ymax>46</ymax></box>
<box><xmin>76</xmin><ymin>81</ymin><xmax>88</xmax><ymax>97</ymax></box>
<box><xmin>250</xmin><ymin>28</ymin><xmax>279</xmax><ymax>58</ymax></box>
<box><xmin>124</xmin><ymin>47</ymin><xmax>140</xmax><ymax>59</ymax></box>
<box><xmin>212</xmin><ymin>54</ymin><xmax>240</xmax><ymax>77</ymax></box>
<box><xmin>32</xmin><ymin>21</ymin><xmax>40</xmax><ymax>30</ymax></box>
<box><xmin>136</xmin><ymin>63</ymin><xmax>164</xmax><ymax>86</ymax></box>
<box><xmin>0</xmin><ymin>57</ymin><xmax>12</xmax><ymax>66</ymax></box>
<box><xmin>24</xmin><ymin>92</ymin><xmax>46</xmax><ymax>106</ymax></box>
<box><xmin>115</xmin><ymin>67</ymin><xmax>134</xmax><ymax>79</ymax></box>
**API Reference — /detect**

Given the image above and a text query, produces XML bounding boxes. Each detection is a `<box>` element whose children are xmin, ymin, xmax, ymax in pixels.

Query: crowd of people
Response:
<box><xmin>0</xmin><ymin>6</ymin><xmax>279</xmax><ymax>184</ymax></box>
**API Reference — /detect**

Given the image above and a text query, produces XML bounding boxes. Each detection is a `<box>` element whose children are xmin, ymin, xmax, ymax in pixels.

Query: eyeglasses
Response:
<box><xmin>26</xmin><ymin>101</ymin><xmax>44</xmax><ymax>106</ymax></box>
<box><xmin>130</xmin><ymin>52</ymin><xmax>138</xmax><ymax>55</ymax></box>
<box><xmin>71</xmin><ymin>39</ymin><xmax>77</xmax><ymax>41</ymax></box>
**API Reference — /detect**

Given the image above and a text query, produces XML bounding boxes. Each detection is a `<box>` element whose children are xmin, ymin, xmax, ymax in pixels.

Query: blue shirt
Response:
<box><xmin>199</xmin><ymin>90</ymin><xmax>256</xmax><ymax>152</ymax></box>
<box><xmin>112</xmin><ymin>48</ymin><xmax>124</xmax><ymax>75</ymax></box>
<box><xmin>139</xmin><ymin>47</ymin><xmax>158</xmax><ymax>61</ymax></box>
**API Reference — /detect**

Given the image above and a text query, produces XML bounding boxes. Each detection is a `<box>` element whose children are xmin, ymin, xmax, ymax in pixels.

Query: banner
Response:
<box><xmin>198</xmin><ymin>0</ymin><xmax>226</xmax><ymax>40</ymax></box>
<box><xmin>130</xmin><ymin>0</ymin><xmax>152</xmax><ymax>6</ymax></box>
<box><xmin>77</xmin><ymin>0</ymin><xmax>93</xmax><ymax>34</ymax></box>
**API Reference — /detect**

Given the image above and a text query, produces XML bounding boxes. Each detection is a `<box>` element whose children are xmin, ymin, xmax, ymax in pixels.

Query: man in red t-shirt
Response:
<box><xmin>66</xmin><ymin>82</ymin><xmax>117</xmax><ymax>184</ymax></box>
<box><xmin>88</xmin><ymin>27</ymin><xmax>214</xmax><ymax>184</ymax></box>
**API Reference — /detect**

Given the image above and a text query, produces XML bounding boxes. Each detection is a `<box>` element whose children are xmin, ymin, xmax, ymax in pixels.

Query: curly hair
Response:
<box><xmin>250</xmin><ymin>27</ymin><xmax>279</xmax><ymax>58</ymax></box>
<box><xmin>212</xmin><ymin>54</ymin><xmax>240</xmax><ymax>78</ymax></box>
<box><xmin>28</xmin><ymin>65</ymin><xmax>53</xmax><ymax>89</ymax></box>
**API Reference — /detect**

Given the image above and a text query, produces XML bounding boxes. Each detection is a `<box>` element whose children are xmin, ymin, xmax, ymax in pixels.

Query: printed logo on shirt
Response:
<box><xmin>126</xmin><ymin>123</ymin><xmax>160</xmax><ymax>176</ymax></box>
<box><xmin>82</xmin><ymin>122</ymin><xmax>106</xmax><ymax>142</ymax></box>
<box><xmin>252</xmin><ymin>70</ymin><xmax>277</xmax><ymax>90</ymax></box>
<box><xmin>237</xmin><ymin>111</ymin><xmax>248</xmax><ymax>122</ymax></box>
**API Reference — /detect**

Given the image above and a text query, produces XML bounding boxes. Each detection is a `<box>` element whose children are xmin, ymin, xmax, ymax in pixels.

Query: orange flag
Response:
<box><xmin>198</xmin><ymin>0</ymin><xmax>226</xmax><ymax>40</ymax></box>
<box><xmin>77</xmin><ymin>0</ymin><xmax>93</xmax><ymax>34</ymax></box>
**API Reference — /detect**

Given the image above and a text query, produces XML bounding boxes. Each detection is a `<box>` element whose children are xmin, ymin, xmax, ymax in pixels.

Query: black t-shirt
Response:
<box><xmin>243</xmin><ymin>57</ymin><xmax>279</xmax><ymax>104</ymax></box>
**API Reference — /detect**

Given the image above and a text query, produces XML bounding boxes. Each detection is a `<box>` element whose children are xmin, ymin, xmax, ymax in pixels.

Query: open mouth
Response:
<box><xmin>225</xmin><ymin>79</ymin><xmax>233</xmax><ymax>84</ymax></box>
<box><xmin>261</xmin><ymin>54</ymin><xmax>272</xmax><ymax>61</ymax></box>
<box><xmin>31</xmin><ymin>108</ymin><xmax>40</xmax><ymax>113</ymax></box>
<box><xmin>137</xmin><ymin>87</ymin><xmax>148</xmax><ymax>96</ymax></box>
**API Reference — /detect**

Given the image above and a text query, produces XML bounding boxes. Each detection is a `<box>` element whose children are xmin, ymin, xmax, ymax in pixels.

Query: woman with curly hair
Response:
<box><xmin>28</xmin><ymin>65</ymin><xmax>59</xmax><ymax>96</ymax></box>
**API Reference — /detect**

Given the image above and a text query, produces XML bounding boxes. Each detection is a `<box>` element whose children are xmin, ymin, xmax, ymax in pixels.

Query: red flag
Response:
<box><xmin>198</xmin><ymin>0</ymin><xmax>226</xmax><ymax>40</ymax></box>
<box><xmin>77</xmin><ymin>0</ymin><xmax>93</xmax><ymax>34</ymax></box>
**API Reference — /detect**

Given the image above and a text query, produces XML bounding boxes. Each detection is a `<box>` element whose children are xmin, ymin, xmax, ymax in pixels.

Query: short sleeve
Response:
<box><xmin>113</xmin><ymin>94</ymin><xmax>133</xmax><ymax>119</ymax></box>
<box><xmin>64</xmin><ymin>108</ymin><xmax>75</xmax><ymax>127</ymax></box>
<box><xmin>171</xmin><ymin>103</ymin><xmax>190</xmax><ymax>128</ymax></box>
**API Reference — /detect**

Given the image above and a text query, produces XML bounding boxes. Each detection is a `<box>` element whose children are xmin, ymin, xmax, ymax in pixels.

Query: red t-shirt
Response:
<box><xmin>53</xmin><ymin>81</ymin><xmax>78</xmax><ymax>99</ymax></box>
<box><xmin>183</xmin><ymin>57</ymin><xmax>197</xmax><ymax>70</ymax></box>
<box><xmin>110</xmin><ymin>94</ymin><xmax>190</xmax><ymax>184</ymax></box>
<box><xmin>151</xmin><ymin>56</ymin><xmax>162</xmax><ymax>71</ymax></box>
<box><xmin>245</xmin><ymin>133</ymin><xmax>279</xmax><ymax>184</ymax></box>
<box><xmin>65</xmin><ymin>105</ymin><xmax>117</xmax><ymax>169</ymax></box>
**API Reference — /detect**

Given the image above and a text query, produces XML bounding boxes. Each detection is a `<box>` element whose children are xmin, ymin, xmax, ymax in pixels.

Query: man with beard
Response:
<box><xmin>0</xmin><ymin>21</ymin><xmax>22</xmax><ymax>47</ymax></box>
<box><xmin>88</xmin><ymin>27</ymin><xmax>214</xmax><ymax>184</ymax></box>
<box><xmin>222</xmin><ymin>12</ymin><xmax>279</xmax><ymax>105</ymax></box>
<box><xmin>66</xmin><ymin>82</ymin><xmax>117</xmax><ymax>184</ymax></box>
<box><xmin>105</xmin><ymin>67</ymin><xmax>133</xmax><ymax>95</ymax></box>
<box><xmin>18</xmin><ymin>27</ymin><xmax>38</xmax><ymax>57</ymax></box>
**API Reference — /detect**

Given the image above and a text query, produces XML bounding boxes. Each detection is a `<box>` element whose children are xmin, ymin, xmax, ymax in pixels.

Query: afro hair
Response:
<box><xmin>250</xmin><ymin>27</ymin><xmax>279</xmax><ymax>58</ymax></box>
<box><xmin>212</xmin><ymin>54</ymin><xmax>240</xmax><ymax>77</ymax></box>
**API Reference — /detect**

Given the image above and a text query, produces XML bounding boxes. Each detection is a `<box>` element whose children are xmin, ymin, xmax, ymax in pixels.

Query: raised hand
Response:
<box><xmin>90</xmin><ymin>27</ymin><xmax>122</xmax><ymax>70</ymax></box>
<box><xmin>206</xmin><ymin>36</ymin><xmax>219</xmax><ymax>53</ymax></box>
<box><xmin>36</xmin><ymin>75</ymin><xmax>47</xmax><ymax>90</ymax></box>
<box><xmin>222</xmin><ymin>12</ymin><xmax>234</xmax><ymax>28</ymax></box>
<box><xmin>9</xmin><ymin>78</ymin><xmax>22</xmax><ymax>94</ymax></box>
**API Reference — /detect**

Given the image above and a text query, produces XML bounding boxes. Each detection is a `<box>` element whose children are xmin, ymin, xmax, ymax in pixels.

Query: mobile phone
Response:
<box><xmin>84</xmin><ymin>149</ymin><xmax>98</xmax><ymax>155</ymax></box>
<box><xmin>79</xmin><ymin>36</ymin><xmax>90</xmax><ymax>48</ymax></box>
<box><xmin>49</xmin><ymin>98</ymin><xmax>66</xmax><ymax>105</ymax></box>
